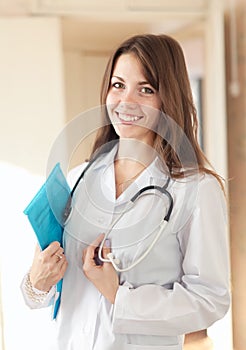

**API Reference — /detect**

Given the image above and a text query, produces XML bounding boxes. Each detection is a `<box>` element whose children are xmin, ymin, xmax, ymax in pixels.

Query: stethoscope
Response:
<box><xmin>63</xmin><ymin>143</ymin><xmax>174</xmax><ymax>272</ymax></box>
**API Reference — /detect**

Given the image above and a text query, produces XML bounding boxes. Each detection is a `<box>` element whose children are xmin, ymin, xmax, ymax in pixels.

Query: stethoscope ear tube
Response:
<box><xmin>63</xmin><ymin>195</ymin><xmax>72</xmax><ymax>225</ymax></box>
<box><xmin>163</xmin><ymin>189</ymin><xmax>173</xmax><ymax>221</ymax></box>
<box><xmin>70</xmin><ymin>140</ymin><xmax>119</xmax><ymax>198</ymax></box>
<box><xmin>63</xmin><ymin>140</ymin><xmax>120</xmax><ymax>225</ymax></box>
<box><xmin>130</xmin><ymin>177</ymin><xmax>173</xmax><ymax>222</ymax></box>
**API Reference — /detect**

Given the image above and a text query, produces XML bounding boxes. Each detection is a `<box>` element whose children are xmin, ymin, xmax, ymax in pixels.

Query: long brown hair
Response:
<box><xmin>90</xmin><ymin>34</ymin><xmax>223</xmax><ymax>186</ymax></box>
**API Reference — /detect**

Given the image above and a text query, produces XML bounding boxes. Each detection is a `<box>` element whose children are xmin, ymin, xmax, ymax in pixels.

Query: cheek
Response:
<box><xmin>142</xmin><ymin>105</ymin><xmax>161</xmax><ymax>129</ymax></box>
<box><xmin>106</xmin><ymin>93</ymin><xmax>116</xmax><ymax>115</ymax></box>
<box><xmin>148</xmin><ymin>114</ymin><xmax>161</xmax><ymax>133</ymax></box>
<box><xmin>106</xmin><ymin>92</ymin><xmax>122</xmax><ymax>126</ymax></box>
<box><xmin>106</xmin><ymin>90</ymin><xmax>118</xmax><ymax>106</ymax></box>
<box><xmin>106</xmin><ymin>98</ymin><xmax>117</xmax><ymax>129</ymax></box>
<box><xmin>147</xmin><ymin>96</ymin><xmax>162</xmax><ymax>127</ymax></box>
<box><xmin>105</xmin><ymin>93</ymin><xmax>110</xmax><ymax>105</ymax></box>
<box><xmin>153</xmin><ymin>97</ymin><xmax>162</xmax><ymax>111</ymax></box>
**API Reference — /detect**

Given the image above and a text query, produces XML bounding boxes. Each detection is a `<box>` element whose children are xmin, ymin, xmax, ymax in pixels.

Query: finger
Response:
<box><xmin>59</xmin><ymin>258</ymin><xmax>68</xmax><ymax>275</ymax></box>
<box><xmin>82</xmin><ymin>247</ymin><xmax>97</xmax><ymax>268</ymax></box>
<box><xmin>102</xmin><ymin>239</ymin><xmax>111</xmax><ymax>259</ymax></box>
<box><xmin>90</xmin><ymin>233</ymin><xmax>105</xmax><ymax>249</ymax></box>
<box><xmin>57</xmin><ymin>254</ymin><xmax>67</xmax><ymax>268</ymax></box>
<box><xmin>54</xmin><ymin>254</ymin><xmax>63</xmax><ymax>263</ymax></box>
<box><xmin>82</xmin><ymin>248</ymin><xmax>86</xmax><ymax>264</ymax></box>
<box><xmin>53</xmin><ymin>247</ymin><xmax>64</xmax><ymax>258</ymax></box>
<box><xmin>44</xmin><ymin>241</ymin><xmax>61</xmax><ymax>256</ymax></box>
<box><xmin>86</xmin><ymin>234</ymin><xmax>105</xmax><ymax>260</ymax></box>
<box><xmin>54</xmin><ymin>250</ymin><xmax>65</xmax><ymax>264</ymax></box>
<box><xmin>51</xmin><ymin>247</ymin><xmax>64</xmax><ymax>259</ymax></box>
<box><xmin>52</xmin><ymin>259</ymin><xmax>68</xmax><ymax>284</ymax></box>
<box><xmin>94</xmin><ymin>246</ymin><xmax>103</xmax><ymax>266</ymax></box>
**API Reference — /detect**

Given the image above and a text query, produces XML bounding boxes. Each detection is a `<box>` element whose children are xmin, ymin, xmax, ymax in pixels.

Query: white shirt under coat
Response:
<box><xmin>21</xmin><ymin>145</ymin><xmax>230</xmax><ymax>350</ymax></box>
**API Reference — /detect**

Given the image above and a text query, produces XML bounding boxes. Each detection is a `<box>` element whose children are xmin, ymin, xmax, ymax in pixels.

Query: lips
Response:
<box><xmin>116</xmin><ymin>112</ymin><xmax>143</xmax><ymax>124</ymax></box>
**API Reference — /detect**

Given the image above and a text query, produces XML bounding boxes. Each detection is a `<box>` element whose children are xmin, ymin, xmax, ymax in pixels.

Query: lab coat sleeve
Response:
<box><xmin>112</xmin><ymin>175</ymin><xmax>231</xmax><ymax>336</ymax></box>
<box><xmin>20</xmin><ymin>273</ymin><xmax>56</xmax><ymax>309</ymax></box>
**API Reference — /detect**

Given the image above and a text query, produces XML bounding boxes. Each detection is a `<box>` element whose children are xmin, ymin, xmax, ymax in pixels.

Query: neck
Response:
<box><xmin>114</xmin><ymin>139</ymin><xmax>157</xmax><ymax>198</ymax></box>
<box><xmin>116</xmin><ymin>138</ymin><xmax>156</xmax><ymax>167</ymax></box>
<box><xmin>114</xmin><ymin>158</ymin><xmax>146</xmax><ymax>197</ymax></box>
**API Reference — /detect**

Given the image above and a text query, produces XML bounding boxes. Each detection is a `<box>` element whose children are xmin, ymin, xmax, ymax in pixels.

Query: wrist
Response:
<box><xmin>29</xmin><ymin>271</ymin><xmax>51</xmax><ymax>293</ymax></box>
<box><xmin>106</xmin><ymin>285</ymin><xmax>118</xmax><ymax>304</ymax></box>
<box><xmin>24</xmin><ymin>272</ymin><xmax>49</xmax><ymax>303</ymax></box>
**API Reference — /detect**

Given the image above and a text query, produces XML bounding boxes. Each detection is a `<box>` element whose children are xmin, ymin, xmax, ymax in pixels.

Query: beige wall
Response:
<box><xmin>0</xmin><ymin>17</ymin><xmax>66</xmax><ymax>176</ymax></box>
<box><xmin>0</xmin><ymin>17</ymin><xmax>66</xmax><ymax>350</ymax></box>
<box><xmin>64</xmin><ymin>51</ymin><xmax>109</xmax><ymax>168</ymax></box>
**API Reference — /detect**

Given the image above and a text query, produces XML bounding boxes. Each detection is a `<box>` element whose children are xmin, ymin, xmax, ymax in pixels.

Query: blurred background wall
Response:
<box><xmin>225</xmin><ymin>1</ymin><xmax>246</xmax><ymax>349</ymax></box>
<box><xmin>0</xmin><ymin>0</ymin><xmax>245</xmax><ymax>349</ymax></box>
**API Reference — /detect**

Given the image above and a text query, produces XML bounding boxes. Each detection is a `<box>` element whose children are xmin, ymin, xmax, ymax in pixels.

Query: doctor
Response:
<box><xmin>21</xmin><ymin>34</ymin><xmax>230</xmax><ymax>350</ymax></box>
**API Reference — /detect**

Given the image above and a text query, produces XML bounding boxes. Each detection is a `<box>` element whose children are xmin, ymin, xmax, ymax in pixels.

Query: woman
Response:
<box><xmin>21</xmin><ymin>34</ymin><xmax>230</xmax><ymax>350</ymax></box>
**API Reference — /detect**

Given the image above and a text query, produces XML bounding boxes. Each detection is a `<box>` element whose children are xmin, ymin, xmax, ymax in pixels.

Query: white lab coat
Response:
<box><xmin>21</xmin><ymin>145</ymin><xmax>230</xmax><ymax>350</ymax></box>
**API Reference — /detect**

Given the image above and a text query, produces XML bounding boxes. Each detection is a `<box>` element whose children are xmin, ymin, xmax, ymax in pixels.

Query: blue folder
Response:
<box><xmin>24</xmin><ymin>163</ymin><xmax>71</xmax><ymax>319</ymax></box>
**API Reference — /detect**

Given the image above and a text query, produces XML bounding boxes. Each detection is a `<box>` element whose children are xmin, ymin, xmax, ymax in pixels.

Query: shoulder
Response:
<box><xmin>172</xmin><ymin>171</ymin><xmax>224</xmax><ymax>194</ymax></box>
<box><xmin>169</xmin><ymin>172</ymin><xmax>226</xmax><ymax>231</ymax></box>
<box><xmin>67</xmin><ymin>162</ymin><xmax>89</xmax><ymax>188</ymax></box>
<box><xmin>189</xmin><ymin>173</ymin><xmax>227</xmax><ymax>223</ymax></box>
<box><xmin>197</xmin><ymin>173</ymin><xmax>226</xmax><ymax>212</ymax></box>
<box><xmin>196</xmin><ymin>172</ymin><xmax>225</xmax><ymax>200</ymax></box>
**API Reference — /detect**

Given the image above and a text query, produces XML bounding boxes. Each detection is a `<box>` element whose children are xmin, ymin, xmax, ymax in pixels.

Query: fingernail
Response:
<box><xmin>105</xmin><ymin>239</ymin><xmax>111</xmax><ymax>248</ymax></box>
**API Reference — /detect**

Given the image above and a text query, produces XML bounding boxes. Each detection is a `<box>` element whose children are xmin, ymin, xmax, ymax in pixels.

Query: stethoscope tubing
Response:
<box><xmin>97</xmin><ymin>184</ymin><xmax>172</xmax><ymax>272</ymax></box>
<box><xmin>98</xmin><ymin>219</ymin><xmax>169</xmax><ymax>272</ymax></box>
<box><xmin>63</xmin><ymin>142</ymin><xmax>173</xmax><ymax>272</ymax></box>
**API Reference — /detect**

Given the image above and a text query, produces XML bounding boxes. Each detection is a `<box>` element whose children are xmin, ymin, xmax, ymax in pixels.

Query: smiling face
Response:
<box><xmin>106</xmin><ymin>53</ymin><xmax>162</xmax><ymax>146</ymax></box>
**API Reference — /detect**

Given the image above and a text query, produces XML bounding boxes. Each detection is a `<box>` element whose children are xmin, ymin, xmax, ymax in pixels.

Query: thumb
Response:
<box><xmin>102</xmin><ymin>238</ymin><xmax>111</xmax><ymax>259</ymax></box>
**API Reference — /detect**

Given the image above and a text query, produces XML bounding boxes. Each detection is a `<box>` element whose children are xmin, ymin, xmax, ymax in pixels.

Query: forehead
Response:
<box><xmin>112</xmin><ymin>53</ymin><xmax>145</xmax><ymax>78</ymax></box>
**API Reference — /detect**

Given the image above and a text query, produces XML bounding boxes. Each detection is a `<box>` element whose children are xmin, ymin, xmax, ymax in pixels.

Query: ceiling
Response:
<box><xmin>0</xmin><ymin>0</ymin><xmax>208</xmax><ymax>16</ymax></box>
<box><xmin>0</xmin><ymin>0</ymin><xmax>207</xmax><ymax>52</ymax></box>
<box><xmin>61</xmin><ymin>18</ymin><xmax>205</xmax><ymax>52</ymax></box>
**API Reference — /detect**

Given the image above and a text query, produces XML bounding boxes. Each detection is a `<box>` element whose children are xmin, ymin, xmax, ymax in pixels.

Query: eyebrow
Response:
<box><xmin>111</xmin><ymin>75</ymin><xmax>151</xmax><ymax>85</ymax></box>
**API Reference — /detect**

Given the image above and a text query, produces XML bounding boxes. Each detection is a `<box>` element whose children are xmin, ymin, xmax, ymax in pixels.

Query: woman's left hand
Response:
<box><xmin>82</xmin><ymin>233</ymin><xmax>119</xmax><ymax>304</ymax></box>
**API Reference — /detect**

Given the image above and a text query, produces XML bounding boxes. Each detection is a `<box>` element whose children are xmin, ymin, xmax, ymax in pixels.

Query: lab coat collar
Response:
<box><xmin>90</xmin><ymin>142</ymin><xmax>119</xmax><ymax>172</ymax></box>
<box><xmin>90</xmin><ymin>142</ymin><xmax>169</xmax><ymax>204</ymax></box>
<box><xmin>116</xmin><ymin>156</ymin><xmax>169</xmax><ymax>203</ymax></box>
<box><xmin>90</xmin><ymin>142</ymin><xmax>169</xmax><ymax>180</ymax></box>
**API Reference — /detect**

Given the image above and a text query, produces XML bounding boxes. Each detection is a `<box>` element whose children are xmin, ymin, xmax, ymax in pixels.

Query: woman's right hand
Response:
<box><xmin>29</xmin><ymin>241</ymin><xmax>68</xmax><ymax>292</ymax></box>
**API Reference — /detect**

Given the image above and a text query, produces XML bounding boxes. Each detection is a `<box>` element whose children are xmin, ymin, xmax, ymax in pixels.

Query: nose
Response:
<box><xmin>118</xmin><ymin>89</ymin><xmax>138</xmax><ymax>111</ymax></box>
<box><xmin>118</xmin><ymin>102</ymin><xmax>138</xmax><ymax>113</ymax></box>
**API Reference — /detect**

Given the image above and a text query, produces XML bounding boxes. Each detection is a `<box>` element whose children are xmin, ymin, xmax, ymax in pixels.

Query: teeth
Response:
<box><xmin>119</xmin><ymin>114</ymin><xmax>141</xmax><ymax>122</ymax></box>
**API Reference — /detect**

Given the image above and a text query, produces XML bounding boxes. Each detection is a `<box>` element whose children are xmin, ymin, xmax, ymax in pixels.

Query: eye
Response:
<box><xmin>112</xmin><ymin>82</ymin><xmax>125</xmax><ymax>89</ymax></box>
<box><xmin>140</xmin><ymin>86</ymin><xmax>154</xmax><ymax>94</ymax></box>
